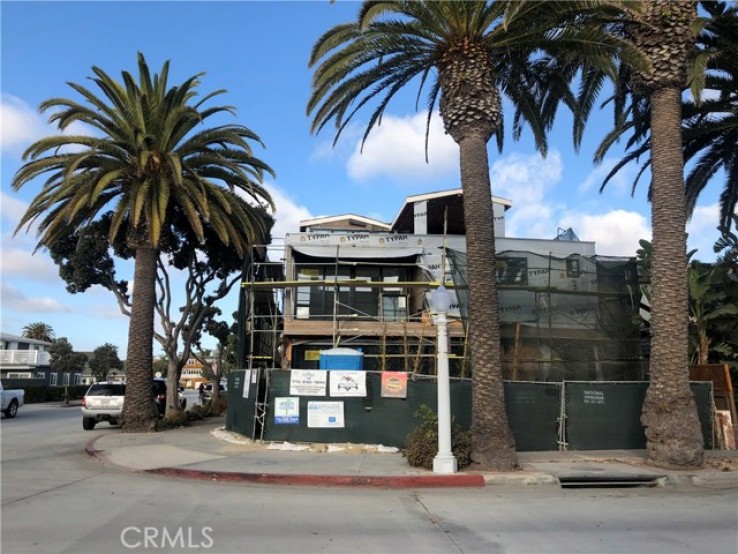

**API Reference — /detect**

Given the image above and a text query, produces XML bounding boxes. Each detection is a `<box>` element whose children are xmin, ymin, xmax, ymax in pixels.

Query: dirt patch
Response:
<box><xmin>703</xmin><ymin>457</ymin><xmax>738</xmax><ymax>472</ymax></box>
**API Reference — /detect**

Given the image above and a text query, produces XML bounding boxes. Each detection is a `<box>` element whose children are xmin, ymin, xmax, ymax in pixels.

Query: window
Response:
<box><xmin>566</xmin><ymin>258</ymin><xmax>581</xmax><ymax>278</ymax></box>
<box><xmin>295</xmin><ymin>264</ymin><xmax>406</xmax><ymax>320</ymax></box>
<box><xmin>497</xmin><ymin>257</ymin><xmax>528</xmax><ymax>285</ymax></box>
<box><xmin>63</xmin><ymin>373</ymin><xmax>70</xmax><ymax>385</ymax></box>
<box><xmin>35</xmin><ymin>371</ymin><xmax>46</xmax><ymax>379</ymax></box>
<box><xmin>74</xmin><ymin>373</ymin><xmax>82</xmax><ymax>385</ymax></box>
<box><xmin>381</xmin><ymin>294</ymin><xmax>407</xmax><ymax>321</ymax></box>
<box><xmin>50</xmin><ymin>373</ymin><xmax>58</xmax><ymax>386</ymax></box>
<box><xmin>7</xmin><ymin>372</ymin><xmax>31</xmax><ymax>379</ymax></box>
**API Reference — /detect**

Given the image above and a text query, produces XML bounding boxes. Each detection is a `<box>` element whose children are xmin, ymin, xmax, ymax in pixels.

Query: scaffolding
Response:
<box><xmin>238</xmin><ymin>238</ymin><xmax>646</xmax><ymax>381</ymax></box>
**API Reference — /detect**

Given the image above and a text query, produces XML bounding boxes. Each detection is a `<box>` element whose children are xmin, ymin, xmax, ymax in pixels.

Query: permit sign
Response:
<box><xmin>307</xmin><ymin>401</ymin><xmax>344</xmax><ymax>428</ymax></box>
<box><xmin>274</xmin><ymin>397</ymin><xmax>299</xmax><ymax>424</ymax></box>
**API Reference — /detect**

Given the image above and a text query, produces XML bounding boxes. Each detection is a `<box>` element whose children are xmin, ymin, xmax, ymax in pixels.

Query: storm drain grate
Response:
<box><xmin>558</xmin><ymin>475</ymin><xmax>663</xmax><ymax>489</ymax></box>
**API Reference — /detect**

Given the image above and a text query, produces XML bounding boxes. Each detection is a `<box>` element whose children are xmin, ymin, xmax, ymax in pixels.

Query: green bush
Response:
<box><xmin>210</xmin><ymin>395</ymin><xmax>228</xmax><ymax>416</ymax></box>
<box><xmin>156</xmin><ymin>411</ymin><xmax>190</xmax><ymax>430</ymax></box>
<box><xmin>20</xmin><ymin>385</ymin><xmax>87</xmax><ymax>403</ymax></box>
<box><xmin>404</xmin><ymin>405</ymin><xmax>472</xmax><ymax>470</ymax></box>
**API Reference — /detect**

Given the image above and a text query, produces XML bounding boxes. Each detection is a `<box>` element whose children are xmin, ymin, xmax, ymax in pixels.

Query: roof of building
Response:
<box><xmin>1</xmin><ymin>332</ymin><xmax>53</xmax><ymax>346</ymax></box>
<box><xmin>298</xmin><ymin>214</ymin><xmax>391</xmax><ymax>232</ymax></box>
<box><xmin>390</xmin><ymin>188</ymin><xmax>512</xmax><ymax>234</ymax></box>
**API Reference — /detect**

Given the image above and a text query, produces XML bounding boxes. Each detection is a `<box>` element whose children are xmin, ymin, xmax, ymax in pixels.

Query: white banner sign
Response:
<box><xmin>242</xmin><ymin>370</ymin><xmax>252</xmax><ymax>398</ymax></box>
<box><xmin>329</xmin><ymin>371</ymin><xmax>367</xmax><ymax>397</ymax></box>
<box><xmin>289</xmin><ymin>370</ymin><xmax>327</xmax><ymax>396</ymax></box>
<box><xmin>307</xmin><ymin>401</ymin><xmax>345</xmax><ymax>428</ymax></box>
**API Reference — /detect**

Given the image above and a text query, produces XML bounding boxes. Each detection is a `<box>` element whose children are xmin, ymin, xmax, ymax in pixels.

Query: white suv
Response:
<box><xmin>81</xmin><ymin>382</ymin><xmax>125</xmax><ymax>430</ymax></box>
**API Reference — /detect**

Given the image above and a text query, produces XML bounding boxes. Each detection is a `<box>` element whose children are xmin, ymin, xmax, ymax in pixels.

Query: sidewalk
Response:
<box><xmin>85</xmin><ymin>418</ymin><xmax>738</xmax><ymax>489</ymax></box>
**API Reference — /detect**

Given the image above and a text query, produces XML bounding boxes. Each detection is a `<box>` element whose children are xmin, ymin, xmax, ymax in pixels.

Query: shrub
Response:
<box><xmin>404</xmin><ymin>405</ymin><xmax>472</xmax><ymax>470</ymax></box>
<box><xmin>157</xmin><ymin>412</ymin><xmax>190</xmax><ymax>430</ymax></box>
<box><xmin>210</xmin><ymin>395</ymin><xmax>228</xmax><ymax>416</ymax></box>
<box><xmin>17</xmin><ymin>385</ymin><xmax>87</xmax><ymax>403</ymax></box>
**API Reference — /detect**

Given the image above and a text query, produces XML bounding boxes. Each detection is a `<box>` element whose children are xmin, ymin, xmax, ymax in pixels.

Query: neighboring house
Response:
<box><xmin>241</xmin><ymin>188</ymin><xmax>644</xmax><ymax>381</ymax></box>
<box><xmin>179</xmin><ymin>357</ymin><xmax>218</xmax><ymax>389</ymax></box>
<box><xmin>0</xmin><ymin>332</ymin><xmax>71</xmax><ymax>387</ymax></box>
<box><xmin>79</xmin><ymin>353</ymin><xmax>126</xmax><ymax>385</ymax></box>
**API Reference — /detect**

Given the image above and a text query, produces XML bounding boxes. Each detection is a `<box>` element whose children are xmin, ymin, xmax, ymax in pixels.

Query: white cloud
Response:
<box><xmin>0</xmin><ymin>244</ymin><xmax>60</xmax><ymax>283</ymax></box>
<box><xmin>0</xmin><ymin>95</ymin><xmax>47</xmax><ymax>152</ymax></box>
<box><xmin>0</xmin><ymin>283</ymin><xmax>73</xmax><ymax>313</ymax></box>
<box><xmin>490</xmin><ymin>151</ymin><xmax>564</xmax><ymax>237</ymax></box>
<box><xmin>264</xmin><ymin>183</ymin><xmax>313</xmax><ymax>240</ymax></box>
<box><xmin>687</xmin><ymin>203</ymin><xmax>721</xmax><ymax>261</ymax></box>
<box><xmin>559</xmin><ymin>210</ymin><xmax>651</xmax><ymax>257</ymax></box>
<box><xmin>1</xmin><ymin>94</ymin><xmax>95</xmax><ymax>155</ymax></box>
<box><xmin>346</xmin><ymin>112</ymin><xmax>458</xmax><ymax>183</ymax></box>
<box><xmin>0</xmin><ymin>192</ymin><xmax>28</xmax><ymax>229</ymax></box>
<box><xmin>578</xmin><ymin>158</ymin><xmax>637</xmax><ymax>196</ymax></box>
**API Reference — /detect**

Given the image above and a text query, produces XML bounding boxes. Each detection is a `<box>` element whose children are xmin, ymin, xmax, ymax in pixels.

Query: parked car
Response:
<box><xmin>81</xmin><ymin>381</ymin><xmax>125</xmax><ymax>430</ymax></box>
<box><xmin>201</xmin><ymin>382</ymin><xmax>226</xmax><ymax>401</ymax></box>
<box><xmin>81</xmin><ymin>379</ymin><xmax>186</xmax><ymax>430</ymax></box>
<box><xmin>152</xmin><ymin>378</ymin><xmax>187</xmax><ymax>415</ymax></box>
<box><xmin>1</xmin><ymin>381</ymin><xmax>25</xmax><ymax>418</ymax></box>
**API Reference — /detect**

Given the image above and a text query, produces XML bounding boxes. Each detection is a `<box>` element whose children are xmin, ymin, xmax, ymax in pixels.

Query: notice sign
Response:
<box><xmin>381</xmin><ymin>372</ymin><xmax>408</xmax><ymax>399</ymax></box>
<box><xmin>290</xmin><ymin>370</ymin><xmax>327</xmax><ymax>396</ymax></box>
<box><xmin>307</xmin><ymin>401</ymin><xmax>344</xmax><ymax>428</ymax></box>
<box><xmin>242</xmin><ymin>370</ymin><xmax>252</xmax><ymax>398</ymax></box>
<box><xmin>583</xmin><ymin>389</ymin><xmax>605</xmax><ymax>405</ymax></box>
<box><xmin>329</xmin><ymin>371</ymin><xmax>366</xmax><ymax>397</ymax></box>
<box><xmin>274</xmin><ymin>397</ymin><xmax>300</xmax><ymax>425</ymax></box>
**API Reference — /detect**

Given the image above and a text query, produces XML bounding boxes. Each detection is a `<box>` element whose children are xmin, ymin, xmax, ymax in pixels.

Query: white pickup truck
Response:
<box><xmin>1</xmin><ymin>381</ymin><xmax>25</xmax><ymax>418</ymax></box>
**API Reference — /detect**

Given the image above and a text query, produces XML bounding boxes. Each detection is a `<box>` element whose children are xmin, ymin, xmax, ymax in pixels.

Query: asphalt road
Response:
<box><xmin>2</xmin><ymin>403</ymin><xmax>737</xmax><ymax>554</ymax></box>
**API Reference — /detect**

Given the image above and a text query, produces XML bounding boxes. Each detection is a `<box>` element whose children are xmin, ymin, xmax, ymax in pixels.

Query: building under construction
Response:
<box><xmin>239</xmin><ymin>188</ymin><xmax>646</xmax><ymax>382</ymax></box>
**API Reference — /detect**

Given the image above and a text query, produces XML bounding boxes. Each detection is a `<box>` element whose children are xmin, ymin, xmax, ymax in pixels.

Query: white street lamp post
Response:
<box><xmin>431</xmin><ymin>285</ymin><xmax>458</xmax><ymax>474</ymax></box>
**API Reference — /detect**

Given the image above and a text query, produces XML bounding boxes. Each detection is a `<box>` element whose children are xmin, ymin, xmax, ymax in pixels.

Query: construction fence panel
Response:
<box><xmin>226</xmin><ymin>369</ymin><xmax>261</xmax><ymax>439</ymax></box>
<box><xmin>504</xmin><ymin>382</ymin><xmax>562</xmax><ymax>451</ymax></box>
<box><xmin>229</xmin><ymin>370</ymin><xmax>715</xmax><ymax>451</ymax></box>
<box><xmin>564</xmin><ymin>381</ymin><xmax>714</xmax><ymax>450</ymax></box>
<box><xmin>261</xmin><ymin>370</ymin><xmax>471</xmax><ymax>448</ymax></box>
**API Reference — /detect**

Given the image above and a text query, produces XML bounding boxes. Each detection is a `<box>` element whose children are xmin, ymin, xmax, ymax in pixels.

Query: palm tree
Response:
<box><xmin>21</xmin><ymin>322</ymin><xmax>55</xmax><ymax>342</ymax></box>
<box><xmin>13</xmin><ymin>53</ymin><xmax>275</xmax><ymax>432</ymax></box>
<box><xmin>621</xmin><ymin>1</ymin><xmax>704</xmax><ymax>466</ymax></box>
<box><xmin>595</xmin><ymin>1</ymin><xmax>738</xmax><ymax>234</ymax></box>
<box><xmin>308</xmin><ymin>1</ymin><xmax>630</xmax><ymax>469</ymax></box>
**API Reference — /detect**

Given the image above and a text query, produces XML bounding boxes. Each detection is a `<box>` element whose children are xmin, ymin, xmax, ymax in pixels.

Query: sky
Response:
<box><xmin>0</xmin><ymin>0</ymin><xmax>727</xmax><ymax>357</ymax></box>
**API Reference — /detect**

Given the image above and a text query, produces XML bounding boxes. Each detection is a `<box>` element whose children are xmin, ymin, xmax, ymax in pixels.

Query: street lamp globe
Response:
<box><xmin>431</xmin><ymin>284</ymin><xmax>453</xmax><ymax>313</ymax></box>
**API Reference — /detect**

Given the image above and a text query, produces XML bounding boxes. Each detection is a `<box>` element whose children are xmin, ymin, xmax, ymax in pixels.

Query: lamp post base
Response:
<box><xmin>433</xmin><ymin>453</ymin><xmax>458</xmax><ymax>474</ymax></box>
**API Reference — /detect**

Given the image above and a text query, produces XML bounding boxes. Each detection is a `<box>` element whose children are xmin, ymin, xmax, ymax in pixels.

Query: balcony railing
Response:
<box><xmin>0</xmin><ymin>350</ymin><xmax>51</xmax><ymax>367</ymax></box>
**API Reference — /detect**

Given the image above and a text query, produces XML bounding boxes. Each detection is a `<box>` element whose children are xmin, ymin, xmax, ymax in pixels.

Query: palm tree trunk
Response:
<box><xmin>641</xmin><ymin>87</ymin><xmax>704</xmax><ymax>466</ymax></box>
<box><xmin>122</xmin><ymin>245</ymin><xmax>159</xmax><ymax>431</ymax></box>
<box><xmin>459</xmin><ymin>133</ymin><xmax>517</xmax><ymax>470</ymax></box>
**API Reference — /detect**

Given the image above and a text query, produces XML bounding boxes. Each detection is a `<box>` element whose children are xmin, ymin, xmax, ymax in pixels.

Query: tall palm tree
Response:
<box><xmin>623</xmin><ymin>1</ymin><xmax>704</xmax><ymax>466</ymax></box>
<box><xmin>13</xmin><ymin>53</ymin><xmax>275</xmax><ymax>432</ymax></box>
<box><xmin>308</xmin><ymin>1</ymin><xmax>631</xmax><ymax>469</ymax></box>
<box><xmin>595</xmin><ymin>1</ymin><xmax>738</xmax><ymax>234</ymax></box>
<box><xmin>21</xmin><ymin>322</ymin><xmax>55</xmax><ymax>342</ymax></box>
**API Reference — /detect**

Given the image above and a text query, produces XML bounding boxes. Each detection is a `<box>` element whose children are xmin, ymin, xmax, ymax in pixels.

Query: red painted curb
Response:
<box><xmin>146</xmin><ymin>467</ymin><xmax>486</xmax><ymax>488</ymax></box>
<box><xmin>84</xmin><ymin>435</ymin><xmax>102</xmax><ymax>457</ymax></box>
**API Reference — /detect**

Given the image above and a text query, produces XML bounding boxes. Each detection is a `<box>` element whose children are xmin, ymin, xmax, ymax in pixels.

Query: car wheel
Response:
<box><xmin>82</xmin><ymin>417</ymin><xmax>96</xmax><ymax>430</ymax></box>
<box><xmin>4</xmin><ymin>400</ymin><xmax>18</xmax><ymax>418</ymax></box>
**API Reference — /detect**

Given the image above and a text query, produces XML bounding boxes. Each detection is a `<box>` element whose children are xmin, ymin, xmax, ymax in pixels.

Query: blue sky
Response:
<box><xmin>1</xmin><ymin>1</ymin><xmax>726</xmax><ymax>356</ymax></box>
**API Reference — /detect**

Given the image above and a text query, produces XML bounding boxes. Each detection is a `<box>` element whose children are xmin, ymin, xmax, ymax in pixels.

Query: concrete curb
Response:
<box><xmin>484</xmin><ymin>472</ymin><xmax>560</xmax><ymax>486</ymax></box>
<box><xmin>84</xmin><ymin>433</ymin><xmax>737</xmax><ymax>489</ymax></box>
<box><xmin>84</xmin><ymin>433</ymin><xmax>139</xmax><ymax>473</ymax></box>
<box><xmin>145</xmin><ymin>467</ymin><xmax>486</xmax><ymax>488</ymax></box>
